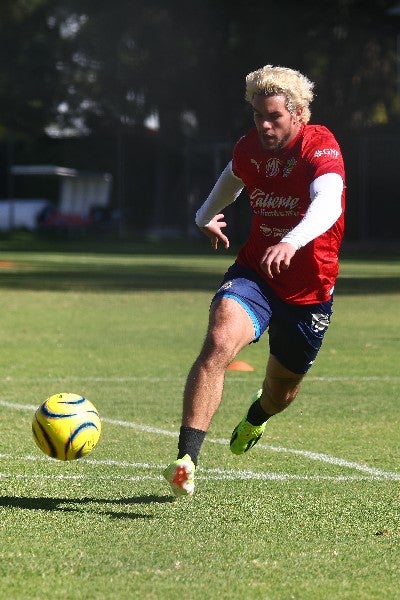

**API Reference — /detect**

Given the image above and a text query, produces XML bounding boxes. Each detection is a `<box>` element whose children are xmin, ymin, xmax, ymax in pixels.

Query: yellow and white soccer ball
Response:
<box><xmin>32</xmin><ymin>393</ymin><xmax>101</xmax><ymax>460</ymax></box>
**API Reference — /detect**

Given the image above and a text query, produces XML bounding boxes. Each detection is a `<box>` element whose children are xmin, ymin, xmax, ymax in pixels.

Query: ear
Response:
<box><xmin>293</xmin><ymin>107</ymin><xmax>303</xmax><ymax>123</ymax></box>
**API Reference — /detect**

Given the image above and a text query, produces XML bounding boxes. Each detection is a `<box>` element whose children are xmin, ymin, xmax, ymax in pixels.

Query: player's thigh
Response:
<box><xmin>207</xmin><ymin>296</ymin><xmax>255</xmax><ymax>354</ymax></box>
<box><xmin>268</xmin><ymin>300</ymin><xmax>333</xmax><ymax>374</ymax></box>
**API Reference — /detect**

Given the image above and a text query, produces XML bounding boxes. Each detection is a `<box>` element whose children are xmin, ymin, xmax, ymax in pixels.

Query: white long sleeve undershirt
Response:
<box><xmin>281</xmin><ymin>172</ymin><xmax>343</xmax><ymax>249</ymax></box>
<box><xmin>195</xmin><ymin>162</ymin><xmax>343</xmax><ymax>249</ymax></box>
<box><xmin>195</xmin><ymin>161</ymin><xmax>243</xmax><ymax>227</ymax></box>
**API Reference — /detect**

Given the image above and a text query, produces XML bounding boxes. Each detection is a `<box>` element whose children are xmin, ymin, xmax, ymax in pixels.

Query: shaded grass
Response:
<box><xmin>0</xmin><ymin>251</ymin><xmax>399</xmax><ymax>294</ymax></box>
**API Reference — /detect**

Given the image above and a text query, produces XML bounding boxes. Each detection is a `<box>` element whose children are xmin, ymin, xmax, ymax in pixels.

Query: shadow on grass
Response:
<box><xmin>0</xmin><ymin>494</ymin><xmax>174</xmax><ymax>519</ymax></box>
<box><xmin>0</xmin><ymin>264</ymin><xmax>223</xmax><ymax>292</ymax></box>
<box><xmin>0</xmin><ymin>264</ymin><xmax>399</xmax><ymax>294</ymax></box>
<box><xmin>335</xmin><ymin>277</ymin><xmax>400</xmax><ymax>295</ymax></box>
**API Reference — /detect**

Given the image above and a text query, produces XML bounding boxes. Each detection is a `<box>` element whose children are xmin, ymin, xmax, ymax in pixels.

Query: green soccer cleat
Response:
<box><xmin>230</xmin><ymin>389</ymin><xmax>267</xmax><ymax>455</ymax></box>
<box><xmin>163</xmin><ymin>454</ymin><xmax>196</xmax><ymax>497</ymax></box>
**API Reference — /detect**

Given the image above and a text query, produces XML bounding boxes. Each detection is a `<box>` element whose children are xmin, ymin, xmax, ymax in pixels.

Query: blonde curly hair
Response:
<box><xmin>245</xmin><ymin>65</ymin><xmax>315</xmax><ymax>124</ymax></box>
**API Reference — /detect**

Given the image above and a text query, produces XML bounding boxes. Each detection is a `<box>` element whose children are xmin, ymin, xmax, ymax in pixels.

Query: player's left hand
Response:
<box><xmin>260</xmin><ymin>242</ymin><xmax>297</xmax><ymax>278</ymax></box>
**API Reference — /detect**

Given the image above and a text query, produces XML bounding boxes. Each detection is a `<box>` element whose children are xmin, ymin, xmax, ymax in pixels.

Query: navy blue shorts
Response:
<box><xmin>211</xmin><ymin>263</ymin><xmax>333</xmax><ymax>374</ymax></box>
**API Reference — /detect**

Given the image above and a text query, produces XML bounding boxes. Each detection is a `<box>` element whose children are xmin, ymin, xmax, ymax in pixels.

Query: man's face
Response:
<box><xmin>252</xmin><ymin>93</ymin><xmax>302</xmax><ymax>152</ymax></box>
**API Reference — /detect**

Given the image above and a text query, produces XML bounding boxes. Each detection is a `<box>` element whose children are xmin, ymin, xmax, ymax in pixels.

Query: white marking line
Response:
<box><xmin>0</xmin><ymin>471</ymin><xmax>393</xmax><ymax>483</ymax></box>
<box><xmin>0</xmin><ymin>375</ymin><xmax>399</xmax><ymax>383</ymax></box>
<box><xmin>0</xmin><ymin>376</ymin><xmax>185</xmax><ymax>384</ymax></box>
<box><xmin>0</xmin><ymin>472</ymin><xmax>160</xmax><ymax>482</ymax></box>
<box><xmin>309</xmin><ymin>376</ymin><xmax>400</xmax><ymax>382</ymax></box>
<box><xmin>103</xmin><ymin>418</ymin><xmax>400</xmax><ymax>480</ymax></box>
<box><xmin>1</xmin><ymin>400</ymin><xmax>399</xmax><ymax>482</ymax></box>
<box><xmin>0</xmin><ymin>454</ymin><xmax>396</xmax><ymax>483</ymax></box>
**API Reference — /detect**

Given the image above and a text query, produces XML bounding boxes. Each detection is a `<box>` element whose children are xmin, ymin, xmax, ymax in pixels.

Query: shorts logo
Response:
<box><xmin>217</xmin><ymin>281</ymin><xmax>233</xmax><ymax>294</ymax></box>
<box><xmin>310</xmin><ymin>312</ymin><xmax>330</xmax><ymax>333</ymax></box>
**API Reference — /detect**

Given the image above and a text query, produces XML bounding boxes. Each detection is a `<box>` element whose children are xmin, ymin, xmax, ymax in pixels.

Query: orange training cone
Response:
<box><xmin>227</xmin><ymin>361</ymin><xmax>254</xmax><ymax>372</ymax></box>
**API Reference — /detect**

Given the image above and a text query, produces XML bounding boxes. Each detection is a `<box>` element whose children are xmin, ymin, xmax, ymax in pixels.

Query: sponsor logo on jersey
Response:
<box><xmin>265</xmin><ymin>158</ymin><xmax>282</xmax><ymax>177</ymax></box>
<box><xmin>283</xmin><ymin>158</ymin><xmax>297</xmax><ymax>177</ymax></box>
<box><xmin>314</xmin><ymin>148</ymin><xmax>340</xmax><ymax>159</ymax></box>
<box><xmin>250</xmin><ymin>189</ymin><xmax>300</xmax><ymax>214</ymax></box>
<box><xmin>250</xmin><ymin>158</ymin><xmax>262</xmax><ymax>173</ymax></box>
<box><xmin>249</xmin><ymin>157</ymin><xmax>297</xmax><ymax>178</ymax></box>
<box><xmin>260</xmin><ymin>225</ymin><xmax>290</xmax><ymax>238</ymax></box>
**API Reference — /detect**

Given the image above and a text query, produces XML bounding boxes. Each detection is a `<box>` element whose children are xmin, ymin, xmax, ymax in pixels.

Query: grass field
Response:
<box><xmin>0</xmin><ymin>236</ymin><xmax>399</xmax><ymax>599</ymax></box>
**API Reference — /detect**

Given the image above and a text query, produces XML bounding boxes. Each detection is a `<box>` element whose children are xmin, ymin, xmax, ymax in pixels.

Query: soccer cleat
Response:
<box><xmin>163</xmin><ymin>454</ymin><xmax>196</xmax><ymax>497</ymax></box>
<box><xmin>230</xmin><ymin>389</ymin><xmax>267</xmax><ymax>455</ymax></box>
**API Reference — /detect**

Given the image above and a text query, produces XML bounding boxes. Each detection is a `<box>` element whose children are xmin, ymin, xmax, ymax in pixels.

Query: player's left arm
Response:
<box><xmin>260</xmin><ymin>172</ymin><xmax>344</xmax><ymax>278</ymax></box>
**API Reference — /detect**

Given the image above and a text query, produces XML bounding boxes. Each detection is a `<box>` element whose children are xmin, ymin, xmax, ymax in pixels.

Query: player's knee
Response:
<box><xmin>261</xmin><ymin>379</ymin><xmax>301</xmax><ymax>414</ymax></box>
<box><xmin>199</xmin><ymin>327</ymin><xmax>236</xmax><ymax>368</ymax></box>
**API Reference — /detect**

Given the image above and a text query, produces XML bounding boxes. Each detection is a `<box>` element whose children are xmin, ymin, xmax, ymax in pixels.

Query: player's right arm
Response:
<box><xmin>195</xmin><ymin>161</ymin><xmax>244</xmax><ymax>250</ymax></box>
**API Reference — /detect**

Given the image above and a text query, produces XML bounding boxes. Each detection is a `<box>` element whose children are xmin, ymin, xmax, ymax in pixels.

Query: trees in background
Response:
<box><xmin>0</xmin><ymin>0</ymin><xmax>398</xmax><ymax>237</ymax></box>
<box><xmin>36</xmin><ymin>0</ymin><xmax>398</xmax><ymax>137</ymax></box>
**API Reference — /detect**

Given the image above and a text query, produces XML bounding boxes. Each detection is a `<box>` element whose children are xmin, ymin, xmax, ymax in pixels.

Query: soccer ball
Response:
<box><xmin>32</xmin><ymin>393</ymin><xmax>101</xmax><ymax>461</ymax></box>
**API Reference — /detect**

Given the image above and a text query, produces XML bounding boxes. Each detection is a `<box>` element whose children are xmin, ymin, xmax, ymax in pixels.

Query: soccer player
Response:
<box><xmin>163</xmin><ymin>64</ymin><xmax>346</xmax><ymax>497</ymax></box>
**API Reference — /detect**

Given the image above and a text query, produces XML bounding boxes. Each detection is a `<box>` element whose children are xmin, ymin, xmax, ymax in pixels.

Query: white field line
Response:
<box><xmin>0</xmin><ymin>471</ymin><xmax>395</xmax><ymax>483</ymax></box>
<box><xmin>0</xmin><ymin>453</ymin><xmax>397</xmax><ymax>483</ymax></box>
<box><xmin>1</xmin><ymin>399</ymin><xmax>399</xmax><ymax>482</ymax></box>
<box><xmin>0</xmin><ymin>375</ymin><xmax>399</xmax><ymax>383</ymax></box>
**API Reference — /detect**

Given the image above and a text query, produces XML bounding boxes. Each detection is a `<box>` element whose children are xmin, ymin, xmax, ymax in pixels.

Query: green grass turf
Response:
<box><xmin>0</xmin><ymin>239</ymin><xmax>399</xmax><ymax>599</ymax></box>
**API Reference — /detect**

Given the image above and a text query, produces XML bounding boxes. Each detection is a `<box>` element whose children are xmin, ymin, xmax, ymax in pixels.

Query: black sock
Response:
<box><xmin>246</xmin><ymin>399</ymin><xmax>271</xmax><ymax>426</ymax></box>
<box><xmin>177</xmin><ymin>426</ymin><xmax>206</xmax><ymax>466</ymax></box>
